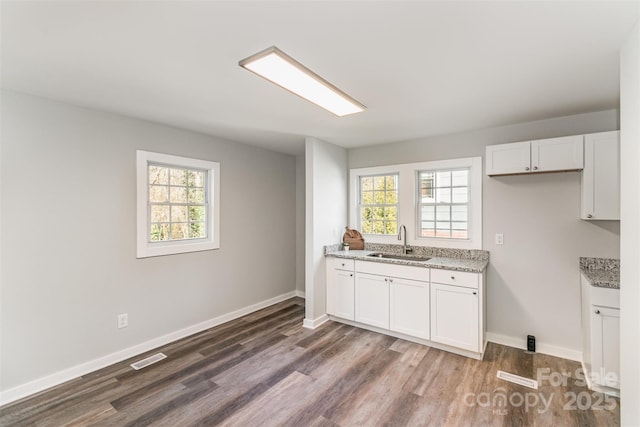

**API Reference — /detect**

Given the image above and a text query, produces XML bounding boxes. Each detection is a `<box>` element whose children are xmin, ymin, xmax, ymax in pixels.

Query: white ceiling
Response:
<box><xmin>2</xmin><ymin>1</ymin><xmax>638</xmax><ymax>156</ymax></box>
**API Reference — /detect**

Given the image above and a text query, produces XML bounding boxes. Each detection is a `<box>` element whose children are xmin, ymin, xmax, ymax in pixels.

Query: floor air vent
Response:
<box><xmin>130</xmin><ymin>353</ymin><xmax>167</xmax><ymax>370</ymax></box>
<box><xmin>496</xmin><ymin>370</ymin><xmax>538</xmax><ymax>389</ymax></box>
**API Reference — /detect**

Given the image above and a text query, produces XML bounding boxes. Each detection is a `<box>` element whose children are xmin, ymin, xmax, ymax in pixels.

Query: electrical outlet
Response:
<box><xmin>495</xmin><ymin>233</ymin><xmax>504</xmax><ymax>245</ymax></box>
<box><xmin>118</xmin><ymin>313</ymin><xmax>128</xmax><ymax>329</ymax></box>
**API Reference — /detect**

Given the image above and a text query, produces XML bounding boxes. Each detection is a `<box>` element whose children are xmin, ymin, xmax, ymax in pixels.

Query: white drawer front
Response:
<box><xmin>331</xmin><ymin>258</ymin><xmax>355</xmax><ymax>271</ymax></box>
<box><xmin>430</xmin><ymin>268</ymin><xmax>478</xmax><ymax>289</ymax></box>
<box><xmin>355</xmin><ymin>260</ymin><xmax>429</xmax><ymax>282</ymax></box>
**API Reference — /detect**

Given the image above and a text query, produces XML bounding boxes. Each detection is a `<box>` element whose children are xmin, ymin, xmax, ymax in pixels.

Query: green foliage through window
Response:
<box><xmin>359</xmin><ymin>174</ymin><xmax>398</xmax><ymax>235</ymax></box>
<box><xmin>148</xmin><ymin>164</ymin><xmax>207</xmax><ymax>242</ymax></box>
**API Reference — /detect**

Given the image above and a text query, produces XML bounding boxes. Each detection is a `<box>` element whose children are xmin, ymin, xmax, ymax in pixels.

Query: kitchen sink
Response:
<box><xmin>367</xmin><ymin>253</ymin><xmax>431</xmax><ymax>262</ymax></box>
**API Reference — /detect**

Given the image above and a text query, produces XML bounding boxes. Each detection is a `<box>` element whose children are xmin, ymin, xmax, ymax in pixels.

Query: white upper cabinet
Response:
<box><xmin>486</xmin><ymin>135</ymin><xmax>583</xmax><ymax>176</ymax></box>
<box><xmin>532</xmin><ymin>135</ymin><xmax>584</xmax><ymax>172</ymax></box>
<box><xmin>485</xmin><ymin>141</ymin><xmax>531</xmax><ymax>175</ymax></box>
<box><xmin>581</xmin><ymin>131</ymin><xmax>620</xmax><ymax>220</ymax></box>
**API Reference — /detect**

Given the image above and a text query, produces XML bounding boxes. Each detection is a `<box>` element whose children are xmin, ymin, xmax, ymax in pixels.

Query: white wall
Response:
<box><xmin>304</xmin><ymin>137</ymin><xmax>347</xmax><ymax>326</ymax></box>
<box><xmin>0</xmin><ymin>91</ymin><xmax>297</xmax><ymax>395</ymax></box>
<box><xmin>295</xmin><ymin>155</ymin><xmax>305</xmax><ymax>294</ymax></box>
<box><xmin>349</xmin><ymin>110</ymin><xmax>620</xmax><ymax>359</ymax></box>
<box><xmin>620</xmin><ymin>19</ymin><xmax>640</xmax><ymax>426</ymax></box>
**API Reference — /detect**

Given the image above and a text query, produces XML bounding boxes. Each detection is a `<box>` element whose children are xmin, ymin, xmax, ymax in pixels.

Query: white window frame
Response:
<box><xmin>136</xmin><ymin>150</ymin><xmax>220</xmax><ymax>258</ymax></box>
<box><xmin>349</xmin><ymin>157</ymin><xmax>482</xmax><ymax>249</ymax></box>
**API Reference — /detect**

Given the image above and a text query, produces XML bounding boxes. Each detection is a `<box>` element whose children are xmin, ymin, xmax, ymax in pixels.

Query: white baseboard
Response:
<box><xmin>302</xmin><ymin>314</ymin><xmax>329</xmax><ymax>329</ymax></box>
<box><xmin>580</xmin><ymin>360</ymin><xmax>620</xmax><ymax>397</ymax></box>
<box><xmin>0</xmin><ymin>290</ymin><xmax>300</xmax><ymax>406</ymax></box>
<box><xmin>294</xmin><ymin>289</ymin><xmax>305</xmax><ymax>298</ymax></box>
<box><xmin>581</xmin><ymin>360</ymin><xmax>594</xmax><ymax>390</ymax></box>
<box><xmin>486</xmin><ymin>332</ymin><xmax>582</xmax><ymax>362</ymax></box>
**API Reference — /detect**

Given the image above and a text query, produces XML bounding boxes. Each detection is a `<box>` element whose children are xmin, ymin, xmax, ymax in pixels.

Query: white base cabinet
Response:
<box><xmin>326</xmin><ymin>258</ymin><xmax>355</xmax><ymax>320</ymax></box>
<box><xmin>591</xmin><ymin>306</ymin><xmax>620</xmax><ymax>389</ymax></box>
<box><xmin>430</xmin><ymin>269</ymin><xmax>482</xmax><ymax>353</ymax></box>
<box><xmin>326</xmin><ymin>258</ymin><xmax>486</xmax><ymax>360</ymax></box>
<box><xmin>581</xmin><ymin>274</ymin><xmax>620</xmax><ymax>395</ymax></box>
<box><xmin>354</xmin><ymin>262</ymin><xmax>429</xmax><ymax>332</ymax></box>
<box><xmin>355</xmin><ymin>272</ymin><xmax>389</xmax><ymax>329</ymax></box>
<box><xmin>430</xmin><ymin>283</ymin><xmax>479</xmax><ymax>352</ymax></box>
<box><xmin>390</xmin><ymin>278</ymin><xmax>430</xmax><ymax>339</ymax></box>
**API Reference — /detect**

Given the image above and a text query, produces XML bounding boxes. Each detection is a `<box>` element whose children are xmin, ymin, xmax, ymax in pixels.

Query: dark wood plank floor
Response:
<box><xmin>0</xmin><ymin>297</ymin><xmax>619</xmax><ymax>426</ymax></box>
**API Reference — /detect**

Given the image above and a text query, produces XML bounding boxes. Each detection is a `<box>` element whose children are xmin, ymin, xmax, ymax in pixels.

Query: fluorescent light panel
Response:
<box><xmin>239</xmin><ymin>46</ymin><xmax>365</xmax><ymax>117</ymax></box>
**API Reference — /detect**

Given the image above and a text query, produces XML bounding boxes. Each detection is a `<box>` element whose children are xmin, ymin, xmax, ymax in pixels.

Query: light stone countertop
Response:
<box><xmin>326</xmin><ymin>249</ymin><xmax>488</xmax><ymax>273</ymax></box>
<box><xmin>580</xmin><ymin>257</ymin><xmax>620</xmax><ymax>290</ymax></box>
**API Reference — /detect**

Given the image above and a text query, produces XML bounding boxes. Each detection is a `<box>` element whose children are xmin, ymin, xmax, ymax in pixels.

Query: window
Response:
<box><xmin>418</xmin><ymin>169</ymin><xmax>469</xmax><ymax>239</ymax></box>
<box><xmin>137</xmin><ymin>151</ymin><xmax>220</xmax><ymax>258</ymax></box>
<box><xmin>349</xmin><ymin>157</ymin><xmax>482</xmax><ymax>249</ymax></box>
<box><xmin>359</xmin><ymin>174</ymin><xmax>399</xmax><ymax>235</ymax></box>
<box><xmin>148</xmin><ymin>165</ymin><xmax>207</xmax><ymax>241</ymax></box>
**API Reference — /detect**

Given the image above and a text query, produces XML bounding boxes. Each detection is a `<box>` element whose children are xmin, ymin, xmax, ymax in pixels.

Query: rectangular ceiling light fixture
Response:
<box><xmin>239</xmin><ymin>46</ymin><xmax>366</xmax><ymax>117</ymax></box>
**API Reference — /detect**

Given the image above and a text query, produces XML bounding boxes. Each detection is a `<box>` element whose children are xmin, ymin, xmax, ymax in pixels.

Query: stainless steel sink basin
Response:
<box><xmin>367</xmin><ymin>253</ymin><xmax>431</xmax><ymax>262</ymax></box>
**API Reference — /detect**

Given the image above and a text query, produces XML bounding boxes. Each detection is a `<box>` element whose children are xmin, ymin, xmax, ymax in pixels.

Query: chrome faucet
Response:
<box><xmin>397</xmin><ymin>224</ymin><xmax>410</xmax><ymax>254</ymax></box>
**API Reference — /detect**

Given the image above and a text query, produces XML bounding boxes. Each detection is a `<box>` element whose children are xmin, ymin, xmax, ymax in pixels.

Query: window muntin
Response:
<box><xmin>148</xmin><ymin>164</ymin><xmax>207</xmax><ymax>242</ymax></box>
<box><xmin>418</xmin><ymin>168</ymin><xmax>469</xmax><ymax>239</ymax></box>
<box><xmin>136</xmin><ymin>150</ymin><xmax>220</xmax><ymax>258</ymax></box>
<box><xmin>359</xmin><ymin>174</ymin><xmax>398</xmax><ymax>235</ymax></box>
<box><xmin>349</xmin><ymin>157</ymin><xmax>481</xmax><ymax>249</ymax></box>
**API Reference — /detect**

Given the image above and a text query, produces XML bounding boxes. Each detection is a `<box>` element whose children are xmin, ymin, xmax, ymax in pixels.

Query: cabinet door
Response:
<box><xmin>430</xmin><ymin>283</ymin><xmax>479</xmax><ymax>352</ymax></box>
<box><xmin>390</xmin><ymin>278</ymin><xmax>429</xmax><ymax>339</ymax></box>
<box><xmin>485</xmin><ymin>141</ymin><xmax>531</xmax><ymax>175</ymax></box>
<box><xmin>581</xmin><ymin>131</ymin><xmax>620</xmax><ymax>220</ymax></box>
<box><xmin>591</xmin><ymin>306</ymin><xmax>620</xmax><ymax>388</ymax></box>
<box><xmin>355</xmin><ymin>273</ymin><xmax>389</xmax><ymax>329</ymax></box>
<box><xmin>327</xmin><ymin>269</ymin><xmax>355</xmax><ymax>320</ymax></box>
<box><xmin>531</xmin><ymin>135</ymin><xmax>584</xmax><ymax>172</ymax></box>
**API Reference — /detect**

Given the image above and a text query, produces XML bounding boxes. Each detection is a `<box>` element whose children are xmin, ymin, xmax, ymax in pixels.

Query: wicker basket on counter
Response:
<box><xmin>342</xmin><ymin>227</ymin><xmax>364</xmax><ymax>250</ymax></box>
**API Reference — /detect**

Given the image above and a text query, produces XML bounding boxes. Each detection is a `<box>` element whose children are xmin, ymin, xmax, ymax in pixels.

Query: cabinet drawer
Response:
<box><xmin>330</xmin><ymin>258</ymin><xmax>355</xmax><ymax>271</ymax></box>
<box><xmin>431</xmin><ymin>268</ymin><xmax>478</xmax><ymax>289</ymax></box>
<box><xmin>355</xmin><ymin>260</ymin><xmax>429</xmax><ymax>282</ymax></box>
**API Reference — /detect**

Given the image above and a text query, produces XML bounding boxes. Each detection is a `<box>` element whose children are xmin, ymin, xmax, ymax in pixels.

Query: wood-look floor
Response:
<box><xmin>0</xmin><ymin>298</ymin><xmax>619</xmax><ymax>426</ymax></box>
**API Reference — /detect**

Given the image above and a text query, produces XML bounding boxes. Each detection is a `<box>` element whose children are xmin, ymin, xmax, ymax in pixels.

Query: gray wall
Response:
<box><xmin>304</xmin><ymin>137</ymin><xmax>347</xmax><ymax>325</ymax></box>
<box><xmin>295</xmin><ymin>155</ymin><xmax>305</xmax><ymax>294</ymax></box>
<box><xmin>349</xmin><ymin>110</ymin><xmax>620</xmax><ymax>357</ymax></box>
<box><xmin>0</xmin><ymin>91</ymin><xmax>297</xmax><ymax>391</ymax></box>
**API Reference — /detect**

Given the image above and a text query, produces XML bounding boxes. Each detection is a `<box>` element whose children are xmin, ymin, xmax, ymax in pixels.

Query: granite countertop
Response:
<box><xmin>580</xmin><ymin>257</ymin><xmax>620</xmax><ymax>290</ymax></box>
<box><xmin>325</xmin><ymin>245</ymin><xmax>489</xmax><ymax>273</ymax></box>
